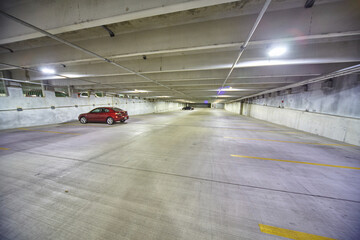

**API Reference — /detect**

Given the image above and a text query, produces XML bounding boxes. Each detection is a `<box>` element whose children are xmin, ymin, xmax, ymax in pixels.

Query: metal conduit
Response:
<box><xmin>0</xmin><ymin>62</ymin><xmax>136</xmax><ymax>97</ymax></box>
<box><xmin>218</xmin><ymin>0</ymin><xmax>272</xmax><ymax>94</ymax></box>
<box><xmin>0</xmin><ymin>62</ymin><xmax>104</xmax><ymax>86</ymax></box>
<box><xmin>0</xmin><ymin>77</ymin><xmax>46</xmax><ymax>85</ymax></box>
<box><xmin>227</xmin><ymin>63</ymin><xmax>360</xmax><ymax>103</ymax></box>
<box><xmin>0</xmin><ymin>10</ymin><xmax>189</xmax><ymax>98</ymax></box>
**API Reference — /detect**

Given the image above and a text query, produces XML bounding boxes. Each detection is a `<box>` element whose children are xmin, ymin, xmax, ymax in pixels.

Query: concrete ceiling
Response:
<box><xmin>0</xmin><ymin>0</ymin><xmax>359</xmax><ymax>103</ymax></box>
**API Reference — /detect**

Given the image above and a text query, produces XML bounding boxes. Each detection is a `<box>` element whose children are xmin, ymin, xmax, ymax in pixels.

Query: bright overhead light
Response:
<box><xmin>134</xmin><ymin>89</ymin><xmax>148</xmax><ymax>93</ymax></box>
<box><xmin>40</xmin><ymin>67</ymin><xmax>56</xmax><ymax>74</ymax></box>
<box><xmin>268</xmin><ymin>47</ymin><xmax>287</xmax><ymax>57</ymax></box>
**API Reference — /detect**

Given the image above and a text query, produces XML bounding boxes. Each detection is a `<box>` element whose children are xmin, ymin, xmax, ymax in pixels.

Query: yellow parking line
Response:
<box><xmin>225</xmin><ymin>137</ymin><xmax>354</xmax><ymax>146</ymax></box>
<box><xmin>0</xmin><ymin>147</ymin><xmax>9</xmax><ymax>150</ymax></box>
<box><xmin>18</xmin><ymin>128</ymin><xmax>80</xmax><ymax>135</ymax></box>
<box><xmin>231</xmin><ymin>155</ymin><xmax>360</xmax><ymax>170</ymax></box>
<box><xmin>259</xmin><ymin>224</ymin><xmax>335</xmax><ymax>240</ymax></box>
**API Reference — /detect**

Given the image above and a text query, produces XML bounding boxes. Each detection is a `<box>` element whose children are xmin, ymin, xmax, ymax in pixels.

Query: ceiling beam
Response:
<box><xmin>1</xmin><ymin>1</ymin><xmax>359</xmax><ymax>69</ymax></box>
<box><xmin>0</xmin><ymin>10</ymin><xmax>192</xmax><ymax>99</ymax></box>
<box><xmin>228</xmin><ymin>64</ymin><xmax>360</xmax><ymax>102</ymax></box>
<box><xmin>0</xmin><ymin>0</ymin><xmax>241</xmax><ymax>44</ymax></box>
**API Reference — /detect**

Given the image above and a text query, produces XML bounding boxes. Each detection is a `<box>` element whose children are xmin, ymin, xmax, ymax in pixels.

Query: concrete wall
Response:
<box><xmin>224</xmin><ymin>102</ymin><xmax>240</xmax><ymax>114</ymax></box>
<box><xmin>243</xmin><ymin>104</ymin><xmax>360</xmax><ymax>146</ymax></box>
<box><xmin>251</xmin><ymin>74</ymin><xmax>360</xmax><ymax>118</ymax></box>
<box><xmin>189</xmin><ymin>103</ymin><xmax>211</xmax><ymax>108</ymax></box>
<box><xmin>212</xmin><ymin>103</ymin><xmax>224</xmax><ymax>109</ymax></box>
<box><xmin>0</xmin><ymin>87</ymin><xmax>184</xmax><ymax>130</ymax></box>
<box><xmin>224</xmin><ymin>74</ymin><xmax>360</xmax><ymax>146</ymax></box>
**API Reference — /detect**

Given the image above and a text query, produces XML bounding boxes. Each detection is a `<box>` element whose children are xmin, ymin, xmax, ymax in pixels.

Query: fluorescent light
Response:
<box><xmin>217</xmin><ymin>87</ymin><xmax>243</xmax><ymax>92</ymax></box>
<box><xmin>62</xmin><ymin>74</ymin><xmax>86</xmax><ymax>78</ymax></box>
<box><xmin>216</xmin><ymin>95</ymin><xmax>232</xmax><ymax>98</ymax></box>
<box><xmin>268</xmin><ymin>47</ymin><xmax>287</xmax><ymax>57</ymax></box>
<box><xmin>40</xmin><ymin>67</ymin><xmax>56</xmax><ymax>74</ymax></box>
<box><xmin>134</xmin><ymin>89</ymin><xmax>148</xmax><ymax>93</ymax></box>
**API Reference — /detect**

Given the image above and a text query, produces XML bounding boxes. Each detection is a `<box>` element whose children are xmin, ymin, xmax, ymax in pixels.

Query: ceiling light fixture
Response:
<box><xmin>40</xmin><ymin>67</ymin><xmax>56</xmax><ymax>74</ymax></box>
<box><xmin>134</xmin><ymin>89</ymin><xmax>149</xmax><ymax>93</ymax></box>
<box><xmin>268</xmin><ymin>47</ymin><xmax>287</xmax><ymax>57</ymax></box>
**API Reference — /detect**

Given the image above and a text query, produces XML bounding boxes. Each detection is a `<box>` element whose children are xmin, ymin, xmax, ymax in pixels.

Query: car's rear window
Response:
<box><xmin>112</xmin><ymin>108</ymin><xmax>123</xmax><ymax>112</ymax></box>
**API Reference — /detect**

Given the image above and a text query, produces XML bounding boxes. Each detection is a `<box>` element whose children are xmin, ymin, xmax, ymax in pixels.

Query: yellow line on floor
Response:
<box><xmin>0</xmin><ymin>147</ymin><xmax>9</xmax><ymax>150</ymax></box>
<box><xmin>259</xmin><ymin>224</ymin><xmax>335</xmax><ymax>240</ymax></box>
<box><xmin>225</xmin><ymin>137</ymin><xmax>354</xmax><ymax>146</ymax></box>
<box><xmin>18</xmin><ymin>128</ymin><xmax>80</xmax><ymax>135</ymax></box>
<box><xmin>231</xmin><ymin>155</ymin><xmax>360</xmax><ymax>170</ymax></box>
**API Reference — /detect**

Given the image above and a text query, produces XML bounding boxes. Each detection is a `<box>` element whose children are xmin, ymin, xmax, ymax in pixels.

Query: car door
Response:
<box><xmin>87</xmin><ymin>108</ymin><xmax>102</xmax><ymax>122</ymax></box>
<box><xmin>99</xmin><ymin>108</ymin><xmax>110</xmax><ymax>122</ymax></box>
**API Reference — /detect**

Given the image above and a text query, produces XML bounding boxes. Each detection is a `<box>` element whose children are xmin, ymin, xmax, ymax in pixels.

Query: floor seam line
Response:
<box><xmin>19</xmin><ymin>150</ymin><xmax>360</xmax><ymax>204</ymax></box>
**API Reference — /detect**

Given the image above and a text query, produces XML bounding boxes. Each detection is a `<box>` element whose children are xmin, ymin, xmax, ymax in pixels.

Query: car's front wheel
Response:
<box><xmin>80</xmin><ymin>117</ymin><xmax>87</xmax><ymax>124</ymax></box>
<box><xmin>107</xmin><ymin>117</ymin><xmax>114</xmax><ymax>125</ymax></box>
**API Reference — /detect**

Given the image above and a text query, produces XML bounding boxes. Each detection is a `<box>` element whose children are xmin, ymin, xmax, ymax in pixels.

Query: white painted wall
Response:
<box><xmin>241</xmin><ymin>104</ymin><xmax>360</xmax><ymax>146</ymax></box>
<box><xmin>224</xmin><ymin>74</ymin><xmax>360</xmax><ymax>146</ymax></box>
<box><xmin>251</xmin><ymin>74</ymin><xmax>360</xmax><ymax>118</ymax></box>
<box><xmin>224</xmin><ymin>102</ymin><xmax>240</xmax><ymax>114</ymax></box>
<box><xmin>212</xmin><ymin>103</ymin><xmax>224</xmax><ymax>109</ymax></box>
<box><xmin>0</xmin><ymin>87</ymin><xmax>183</xmax><ymax>130</ymax></box>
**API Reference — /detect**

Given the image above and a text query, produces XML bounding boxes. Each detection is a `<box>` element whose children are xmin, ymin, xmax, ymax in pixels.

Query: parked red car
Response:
<box><xmin>78</xmin><ymin>107</ymin><xmax>129</xmax><ymax>125</ymax></box>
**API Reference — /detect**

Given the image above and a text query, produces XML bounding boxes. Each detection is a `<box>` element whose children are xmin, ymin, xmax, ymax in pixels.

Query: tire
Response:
<box><xmin>107</xmin><ymin>117</ymin><xmax>114</xmax><ymax>125</ymax></box>
<box><xmin>120</xmin><ymin>119</ymin><xmax>126</xmax><ymax>123</ymax></box>
<box><xmin>80</xmin><ymin>117</ymin><xmax>87</xmax><ymax>124</ymax></box>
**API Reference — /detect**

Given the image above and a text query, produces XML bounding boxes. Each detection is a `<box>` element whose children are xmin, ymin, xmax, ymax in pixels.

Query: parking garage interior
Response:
<box><xmin>0</xmin><ymin>1</ymin><xmax>359</xmax><ymax>239</ymax></box>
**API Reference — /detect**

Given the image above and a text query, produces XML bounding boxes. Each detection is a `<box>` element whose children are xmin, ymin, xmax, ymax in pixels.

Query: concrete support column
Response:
<box><xmin>0</xmin><ymin>72</ymin><xmax>9</xmax><ymax>96</ymax></box>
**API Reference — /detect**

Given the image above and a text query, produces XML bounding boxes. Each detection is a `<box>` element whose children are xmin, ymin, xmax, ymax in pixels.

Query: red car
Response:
<box><xmin>78</xmin><ymin>107</ymin><xmax>129</xmax><ymax>125</ymax></box>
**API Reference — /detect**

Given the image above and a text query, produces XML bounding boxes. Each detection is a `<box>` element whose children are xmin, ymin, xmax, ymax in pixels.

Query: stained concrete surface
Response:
<box><xmin>0</xmin><ymin>109</ymin><xmax>359</xmax><ymax>239</ymax></box>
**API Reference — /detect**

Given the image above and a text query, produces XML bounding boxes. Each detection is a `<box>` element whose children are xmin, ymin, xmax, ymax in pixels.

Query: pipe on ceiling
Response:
<box><xmin>218</xmin><ymin>0</ymin><xmax>272</xmax><ymax>94</ymax></box>
<box><xmin>0</xmin><ymin>77</ymin><xmax>48</xmax><ymax>85</ymax></box>
<box><xmin>102</xmin><ymin>25</ymin><xmax>115</xmax><ymax>37</ymax></box>
<box><xmin>0</xmin><ymin>62</ymin><xmax>97</xmax><ymax>85</ymax></box>
<box><xmin>0</xmin><ymin>10</ymin><xmax>189</xmax><ymax>98</ymax></box>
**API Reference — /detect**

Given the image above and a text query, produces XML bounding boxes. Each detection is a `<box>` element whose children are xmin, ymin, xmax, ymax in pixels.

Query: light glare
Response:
<box><xmin>134</xmin><ymin>89</ymin><xmax>148</xmax><ymax>93</ymax></box>
<box><xmin>40</xmin><ymin>67</ymin><xmax>56</xmax><ymax>74</ymax></box>
<box><xmin>268</xmin><ymin>47</ymin><xmax>287</xmax><ymax>57</ymax></box>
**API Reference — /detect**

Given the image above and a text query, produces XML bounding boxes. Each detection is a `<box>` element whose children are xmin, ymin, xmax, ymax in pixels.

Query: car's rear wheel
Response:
<box><xmin>80</xmin><ymin>117</ymin><xmax>87</xmax><ymax>124</ymax></box>
<box><xmin>107</xmin><ymin>117</ymin><xmax>114</xmax><ymax>125</ymax></box>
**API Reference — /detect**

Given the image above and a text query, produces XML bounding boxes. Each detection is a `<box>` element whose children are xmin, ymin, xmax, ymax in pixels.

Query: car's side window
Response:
<box><xmin>104</xmin><ymin>108</ymin><xmax>110</xmax><ymax>113</ymax></box>
<box><xmin>91</xmin><ymin>108</ymin><xmax>102</xmax><ymax>113</ymax></box>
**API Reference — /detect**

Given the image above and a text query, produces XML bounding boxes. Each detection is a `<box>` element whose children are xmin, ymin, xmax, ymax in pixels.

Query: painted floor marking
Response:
<box><xmin>225</xmin><ymin>137</ymin><xmax>354</xmax><ymax>146</ymax></box>
<box><xmin>231</xmin><ymin>155</ymin><xmax>360</xmax><ymax>170</ymax></box>
<box><xmin>18</xmin><ymin>128</ymin><xmax>80</xmax><ymax>135</ymax></box>
<box><xmin>259</xmin><ymin>224</ymin><xmax>336</xmax><ymax>240</ymax></box>
<box><xmin>0</xmin><ymin>147</ymin><xmax>9</xmax><ymax>150</ymax></box>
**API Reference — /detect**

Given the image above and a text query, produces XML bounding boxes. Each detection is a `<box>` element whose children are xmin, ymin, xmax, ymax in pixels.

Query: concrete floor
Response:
<box><xmin>0</xmin><ymin>109</ymin><xmax>359</xmax><ymax>240</ymax></box>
